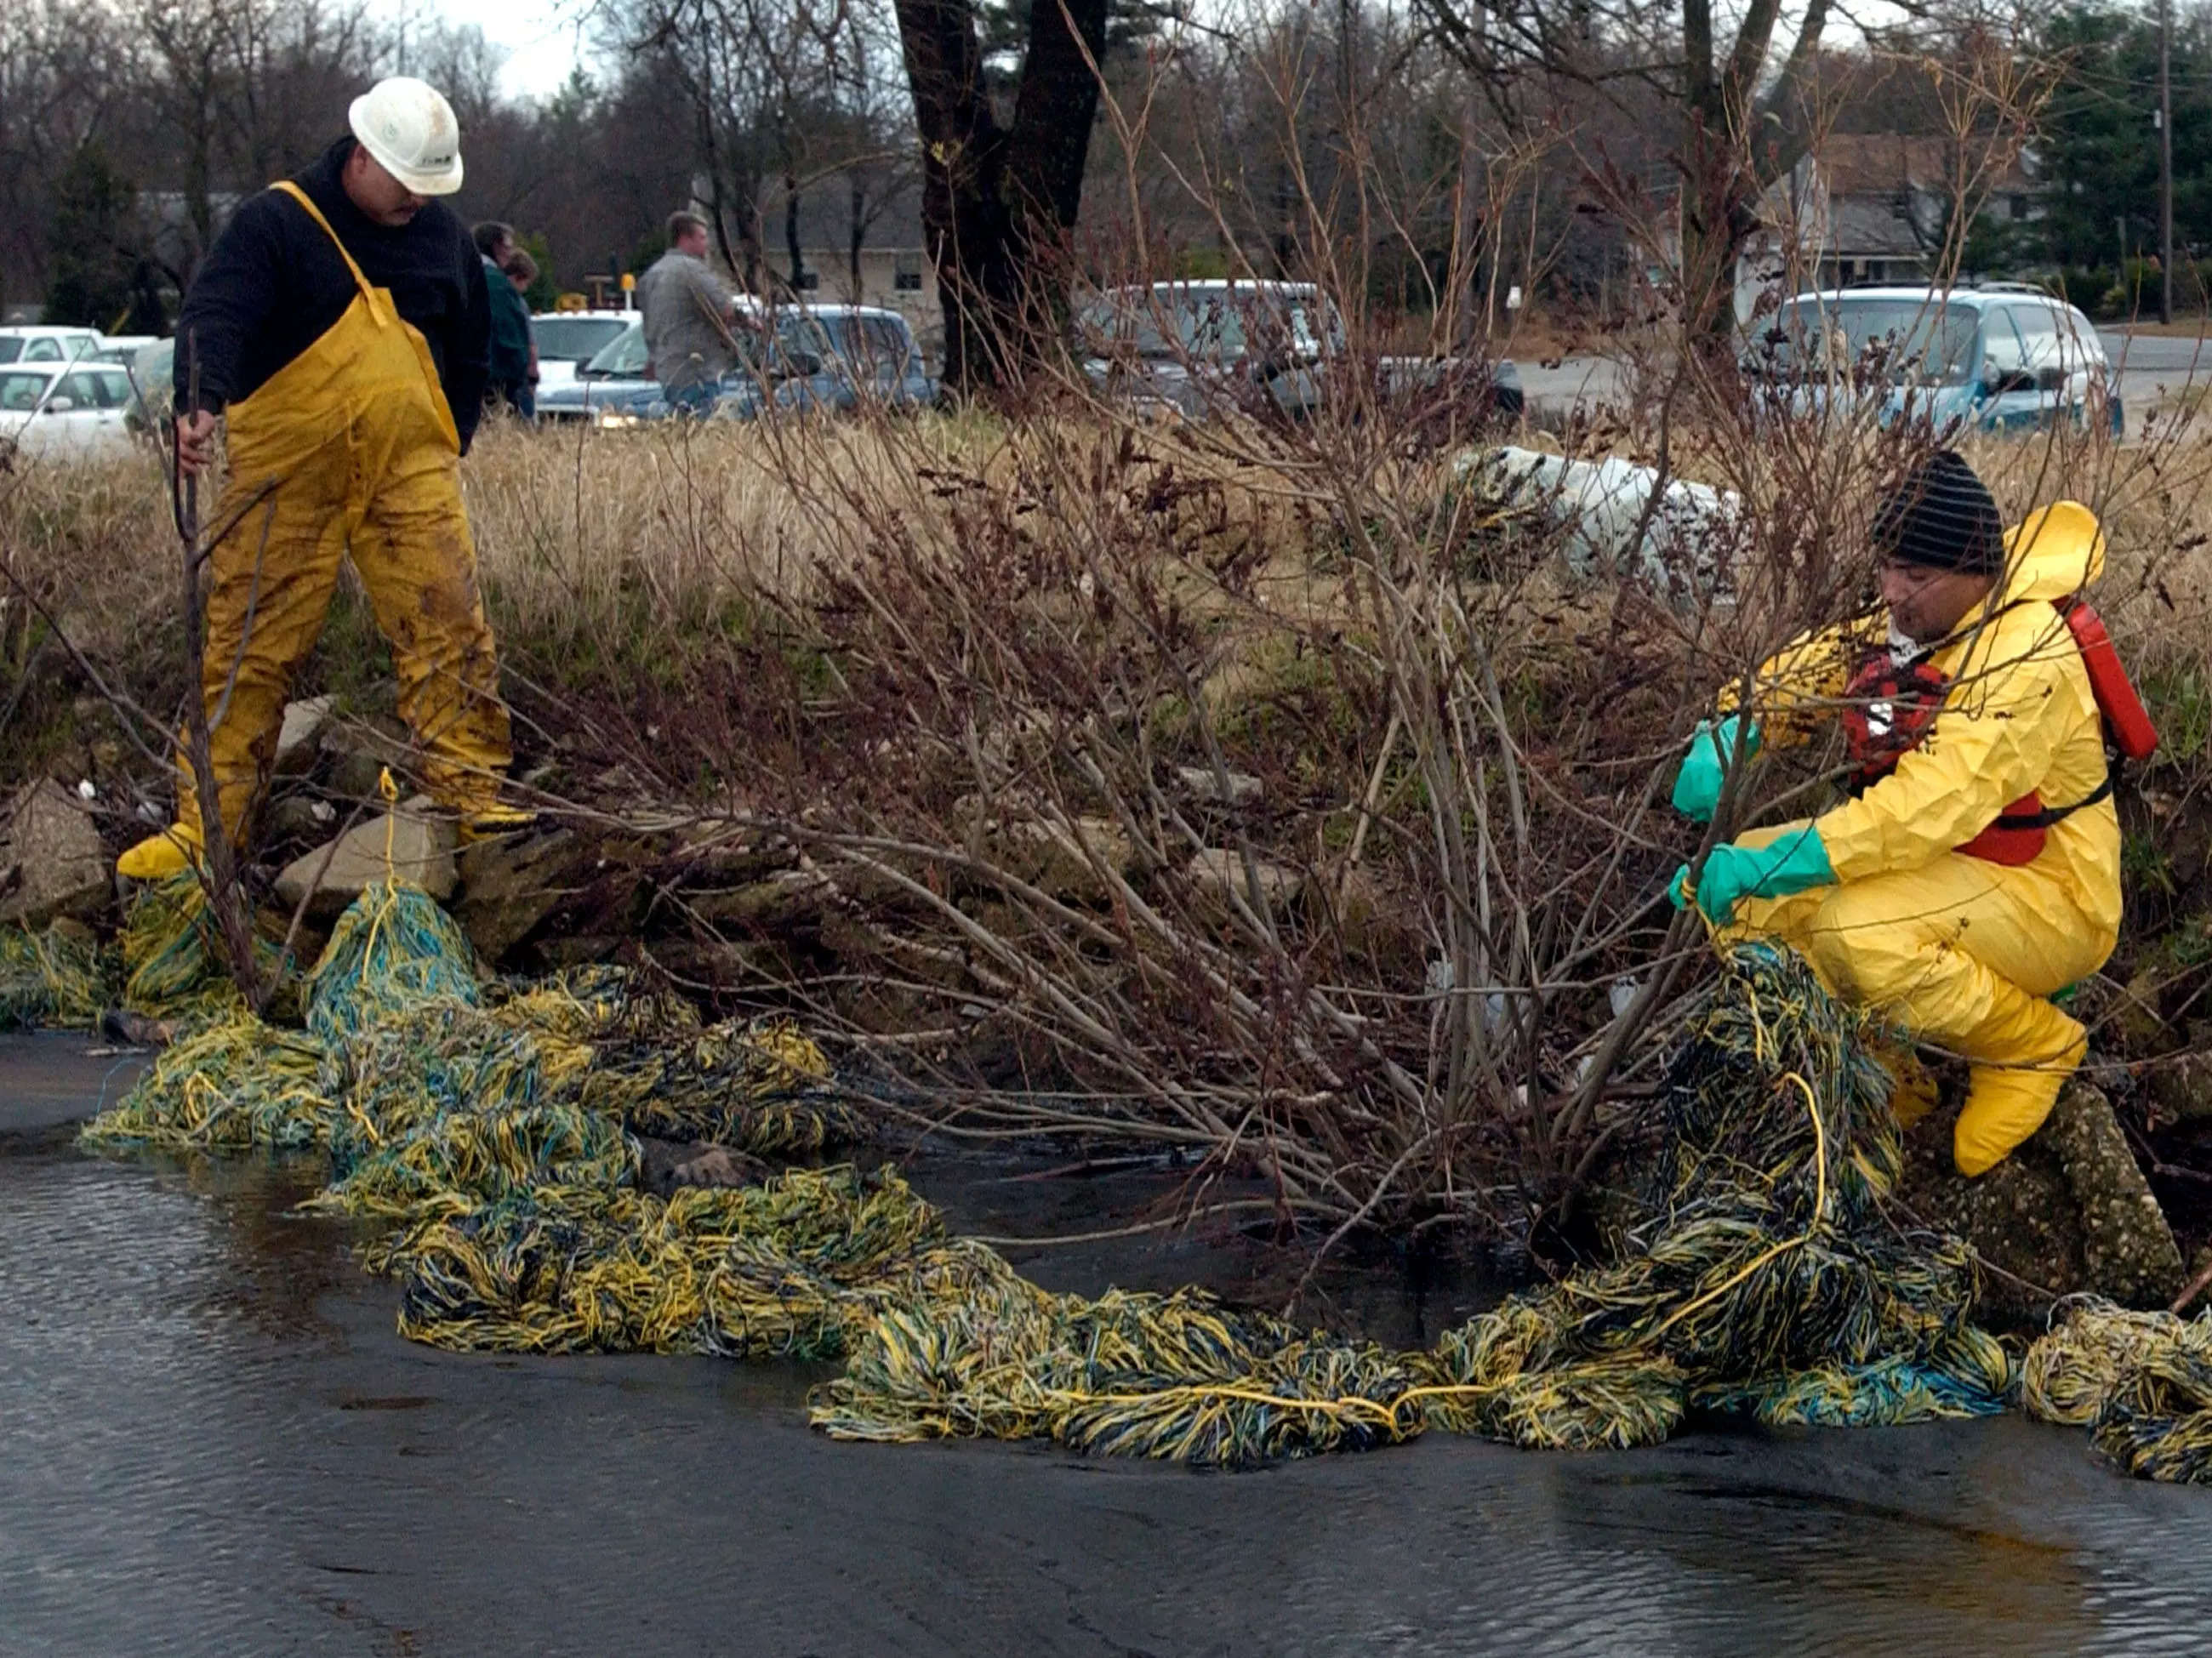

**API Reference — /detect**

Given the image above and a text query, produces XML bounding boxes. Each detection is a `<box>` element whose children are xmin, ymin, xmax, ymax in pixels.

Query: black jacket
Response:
<box><xmin>174</xmin><ymin>137</ymin><xmax>491</xmax><ymax>451</ymax></box>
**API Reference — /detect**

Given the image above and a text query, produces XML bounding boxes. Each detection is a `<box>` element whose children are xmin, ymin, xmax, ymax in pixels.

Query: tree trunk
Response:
<box><xmin>184</xmin><ymin>117</ymin><xmax>214</xmax><ymax>282</ymax></box>
<box><xmin>785</xmin><ymin>177</ymin><xmax>806</xmax><ymax>295</ymax></box>
<box><xmin>1678</xmin><ymin>100</ymin><xmax>1757</xmax><ymax>350</ymax></box>
<box><xmin>892</xmin><ymin>0</ymin><xmax>1109</xmax><ymax>390</ymax></box>
<box><xmin>850</xmin><ymin>171</ymin><xmax>866</xmax><ymax>297</ymax></box>
<box><xmin>1675</xmin><ymin>0</ymin><xmax>1828</xmax><ymax>352</ymax></box>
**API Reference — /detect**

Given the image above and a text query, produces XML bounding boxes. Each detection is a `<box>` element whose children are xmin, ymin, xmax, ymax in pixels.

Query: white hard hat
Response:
<box><xmin>348</xmin><ymin>77</ymin><xmax>464</xmax><ymax>197</ymax></box>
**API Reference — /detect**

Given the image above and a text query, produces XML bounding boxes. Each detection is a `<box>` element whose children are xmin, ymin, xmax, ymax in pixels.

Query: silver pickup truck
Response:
<box><xmin>1076</xmin><ymin>280</ymin><xmax>1521</xmax><ymax>424</ymax></box>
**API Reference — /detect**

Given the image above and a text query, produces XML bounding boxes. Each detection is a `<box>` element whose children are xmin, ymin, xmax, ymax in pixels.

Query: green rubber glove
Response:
<box><xmin>1668</xmin><ymin>826</ymin><xmax>1833</xmax><ymax>923</ymax></box>
<box><xmin>1669</xmin><ymin>715</ymin><xmax>1761</xmax><ymax>823</ymax></box>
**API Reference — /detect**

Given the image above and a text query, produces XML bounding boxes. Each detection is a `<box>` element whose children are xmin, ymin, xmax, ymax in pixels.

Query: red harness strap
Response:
<box><xmin>1840</xmin><ymin>653</ymin><xmax>2049</xmax><ymax>864</ymax></box>
<box><xmin>1839</xmin><ymin>596</ymin><xmax>2153</xmax><ymax>868</ymax></box>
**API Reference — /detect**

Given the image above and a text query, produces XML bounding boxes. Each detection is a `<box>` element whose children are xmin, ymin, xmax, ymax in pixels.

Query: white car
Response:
<box><xmin>0</xmin><ymin>362</ymin><xmax>141</xmax><ymax>461</ymax></box>
<box><xmin>529</xmin><ymin>311</ymin><xmax>636</xmax><ymax>390</ymax></box>
<box><xmin>0</xmin><ymin>326</ymin><xmax>105</xmax><ymax>367</ymax></box>
<box><xmin>89</xmin><ymin>334</ymin><xmax>159</xmax><ymax>366</ymax></box>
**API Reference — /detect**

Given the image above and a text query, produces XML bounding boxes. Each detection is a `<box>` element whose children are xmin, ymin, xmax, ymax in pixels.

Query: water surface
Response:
<box><xmin>5</xmin><ymin>1031</ymin><xmax>2208</xmax><ymax>1657</ymax></box>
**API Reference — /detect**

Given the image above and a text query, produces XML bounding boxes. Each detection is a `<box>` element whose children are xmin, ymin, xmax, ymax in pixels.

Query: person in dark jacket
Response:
<box><xmin>122</xmin><ymin>76</ymin><xmax>524</xmax><ymax>881</ymax></box>
<box><xmin>473</xmin><ymin>219</ymin><xmax>536</xmax><ymax>419</ymax></box>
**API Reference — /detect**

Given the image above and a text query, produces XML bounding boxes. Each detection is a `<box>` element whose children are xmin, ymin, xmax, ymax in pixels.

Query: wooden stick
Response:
<box><xmin>2169</xmin><ymin>1252</ymin><xmax>2212</xmax><ymax>1316</ymax></box>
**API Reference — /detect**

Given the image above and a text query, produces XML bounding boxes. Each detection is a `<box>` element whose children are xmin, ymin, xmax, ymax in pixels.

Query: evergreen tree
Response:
<box><xmin>2034</xmin><ymin>4</ymin><xmax>2212</xmax><ymax>269</ymax></box>
<box><xmin>43</xmin><ymin>145</ymin><xmax>141</xmax><ymax>329</ymax></box>
<box><xmin>521</xmin><ymin>231</ymin><xmax>561</xmax><ymax>311</ymax></box>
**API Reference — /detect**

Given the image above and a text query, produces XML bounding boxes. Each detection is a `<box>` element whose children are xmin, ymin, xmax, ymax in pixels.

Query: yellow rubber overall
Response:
<box><xmin>122</xmin><ymin>180</ymin><xmax>509</xmax><ymax>879</ymax></box>
<box><xmin>1734</xmin><ymin>849</ymin><xmax>2100</xmax><ymax>1175</ymax></box>
<box><xmin>1725</xmin><ymin>503</ymin><xmax>2123</xmax><ymax>1176</ymax></box>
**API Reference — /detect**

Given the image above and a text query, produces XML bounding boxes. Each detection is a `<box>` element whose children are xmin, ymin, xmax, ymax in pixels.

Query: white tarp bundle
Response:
<box><xmin>1457</xmin><ymin>447</ymin><xmax>1742</xmax><ymax>598</ymax></box>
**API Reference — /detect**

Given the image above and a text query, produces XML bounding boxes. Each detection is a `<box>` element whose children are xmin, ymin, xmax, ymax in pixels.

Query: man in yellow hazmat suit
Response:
<box><xmin>119</xmin><ymin>76</ymin><xmax>527</xmax><ymax>880</ymax></box>
<box><xmin>1668</xmin><ymin>450</ymin><xmax>2124</xmax><ymax>1177</ymax></box>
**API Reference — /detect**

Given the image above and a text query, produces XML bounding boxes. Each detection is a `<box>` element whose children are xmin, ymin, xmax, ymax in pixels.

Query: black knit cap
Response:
<box><xmin>1871</xmin><ymin>450</ymin><xmax>2004</xmax><ymax>574</ymax></box>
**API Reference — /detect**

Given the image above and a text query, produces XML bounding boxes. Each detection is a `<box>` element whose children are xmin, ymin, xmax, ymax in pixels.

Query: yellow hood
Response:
<box><xmin>1999</xmin><ymin>500</ymin><xmax>2106</xmax><ymax>603</ymax></box>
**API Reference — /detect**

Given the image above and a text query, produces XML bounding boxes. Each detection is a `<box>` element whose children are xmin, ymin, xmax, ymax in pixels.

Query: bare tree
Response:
<box><xmin>894</xmin><ymin>0</ymin><xmax>1113</xmax><ymax>387</ymax></box>
<box><xmin>1411</xmin><ymin>0</ymin><xmax>1838</xmax><ymax>344</ymax></box>
<box><xmin>0</xmin><ymin>0</ymin><xmax>146</xmax><ymax>309</ymax></box>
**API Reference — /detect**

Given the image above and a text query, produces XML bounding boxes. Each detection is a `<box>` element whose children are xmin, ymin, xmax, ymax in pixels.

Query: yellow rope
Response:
<box><xmin>355</xmin><ymin>768</ymin><xmax>405</xmax><ymax>987</ymax></box>
<box><xmin>1012</xmin><ymin>1067</ymin><xmax>1823</xmax><ymax>1444</ymax></box>
<box><xmin>1650</xmin><ymin>1072</ymin><xmax>1826</xmax><ymax>1339</ymax></box>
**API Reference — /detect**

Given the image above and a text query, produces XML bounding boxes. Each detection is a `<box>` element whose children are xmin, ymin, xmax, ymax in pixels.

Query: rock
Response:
<box><xmin>2043</xmin><ymin>1083</ymin><xmax>2186</xmax><ymax>1304</ymax></box>
<box><xmin>1176</xmin><ymin>765</ymin><xmax>1265</xmax><ymax>807</ymax></box>
<box><xmin>322</xmin><ymin>716</ymin><xmax>414</xmax><ymax>802</ymax></box>
<box><xmin>265</xmin><ymin>795</ymin><xmax>339</xmax><ymax>843</ymax></box>
<box><xmin>454</xmin><ymin>829</ymin><xmax>588</xmax><ymax>964</ymax></box>
<box><xmin>1899</xmin><ymin>1080</ymin><xmax>2184</xmax><ymax>1313</ymax></box>
<box><xmin>2149</xmin><ymin>1051</ymin><xmax>2212</xmax><ymax>1125</ymax></box>
<box><xmin>0</xmin><ymin>779</ymin><xmax>110</xmax><ymax>926</ymax></box>
<box><xmin>1186</xmin><ymin>846</ymin><xmax>1303</xmax><ymax>917</ymax></box>
<box><xmin>273</xmin><ymin>696</ymin><xmax>335</xmax><ymax>776</ymax></box>
<box><xmin>328</xmin><ymin>750</ymin><xmax>389</xmax><ymax>804</ymax></box>
<box><xmin>636</xmin><ymin>1137</ymin><xmax>769</xmax><ymax>1195</ymax></box>
<box><xmin>274</xmin><ymin>803</ymin><xmax>457</xmax><ymax>920</ymax></box>
<box><xmin>995</xmin><ymin>816</ymin><xmax>1136</xmax><ymax>904</ymax></box>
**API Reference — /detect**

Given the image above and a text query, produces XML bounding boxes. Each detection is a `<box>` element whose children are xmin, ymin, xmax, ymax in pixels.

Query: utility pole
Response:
<box><xmin>2162</xmin><ymin>0</ymin><xmax>2175</xmax><ymax>324</ymax></box>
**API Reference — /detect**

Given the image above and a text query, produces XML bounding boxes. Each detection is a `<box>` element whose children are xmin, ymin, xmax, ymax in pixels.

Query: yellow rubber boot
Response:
<box><xmin>1953</xmin><ymin>1006</ymin><xmax>2089</xmax><ymax>1177</ymax></box>
<box><xmin>117</xmin><ymin>821</ymin><xmax>202</xmax><ymax>881</ymax></box>
<box><xmin>456</xmin><ymin>803</ymin><xmax>538</xmax><ymax>846</ymax></box>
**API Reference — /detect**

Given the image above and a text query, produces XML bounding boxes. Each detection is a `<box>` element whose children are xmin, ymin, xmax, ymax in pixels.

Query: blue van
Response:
<box><xmin>1752</xmin><ymin>286</ymin><xmax>2124</xmax><ymax>437</ymax></box>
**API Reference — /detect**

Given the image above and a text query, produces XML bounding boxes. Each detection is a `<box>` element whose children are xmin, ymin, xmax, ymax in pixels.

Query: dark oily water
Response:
<box><xmin>4</xmin><ymin>1035</ymin><xmax>2211</xmax><ymax>1658</ymax></box>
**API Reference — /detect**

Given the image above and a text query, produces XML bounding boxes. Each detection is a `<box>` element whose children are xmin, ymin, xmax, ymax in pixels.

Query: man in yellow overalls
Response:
<box><xmin>120</xmin><ymin>76</ymin><xmax>524</xmax><ymax>880</ymax></box>
<box><xmin>1668</xmin><ymin>451</ymin><xmax>2124</xmax><ymax>1177</ymax></box>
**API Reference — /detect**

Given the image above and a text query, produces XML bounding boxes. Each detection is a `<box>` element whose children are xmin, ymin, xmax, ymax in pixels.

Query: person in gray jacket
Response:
<box><xmin>638</xmin><ymin>210</ymin><xmax>740</xmax><ymax>412</ymax></box>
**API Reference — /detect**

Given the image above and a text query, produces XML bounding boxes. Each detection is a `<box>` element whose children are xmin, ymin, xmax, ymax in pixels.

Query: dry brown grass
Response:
<box><xmin>16</xmin><ymin>404</ymin><xmax>2209</xmax><ymax>687</ymax></box>
<box><xmin>12</xmin><ymin>396</ymin><xmax>2212</xmax><ymax>1249</ymax></box>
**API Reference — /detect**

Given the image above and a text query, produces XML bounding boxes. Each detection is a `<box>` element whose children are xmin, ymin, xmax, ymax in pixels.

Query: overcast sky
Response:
<box><xmin>400</xmin><ymin>0</ymin><xmax>1859</xmax><ymax>106</ymax></box>
<box><xmin>384</xmin><ymin>0</ymin><xmax>593</xmax><ymax>101</ymax></box>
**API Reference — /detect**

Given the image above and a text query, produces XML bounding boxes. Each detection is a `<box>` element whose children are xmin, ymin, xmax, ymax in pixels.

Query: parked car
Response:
<box><xmin>0</xmin><ymin>361</ymin><xmax>142</xmax><ymax>461</ymax></box>
<box><xmin>539</xmin><ymin>304</ymin><xmax>931</xmax><ymax>426</ymax></box>
<box><xmin>533</xmin><ymin>319</ymin><xmax>668</xmax><ymax>425</ymax></box>
<box><xmin>1076</xmin><ymin>280</ymin><xmax>1522</xmax><ymax>422</ymax></box>
<box><xmin>0</xmin><ymin>326</ymin><xmax>105</xmax><ymax>367</ymax></box>
<box><xmin>89</xmin><ymin>334</ymin><xmax>159</xmax><ymax>366</ymax></box>
<box><xmin>1749</xmin><ymin>285</ymin><xmax>2123</xmax><ymax>436</ymax></box>
<box><xmin>529</xmin><ymin>311</ymin><xmax>636</xmax><ymax>390</ymax></box>
<box><xmin>721</xmin><ymin>305</ymin><xmax>936</xmax><ymax>418</ymax></box>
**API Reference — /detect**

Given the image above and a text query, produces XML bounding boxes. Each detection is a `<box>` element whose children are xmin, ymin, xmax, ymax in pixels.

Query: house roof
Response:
<box><xmin>1753</xmin><ymin>132</ymin><xmax>2031</xmax><ymax>259</ymax></box>
<box><xmin>1824</xmin><ymin>196</ymin><xmax>1930</xmax><ymax>259</ymax></box>
<box><xmin>1813</xmin><ymin>133</ymin><xmax>2035</xmax><ymax>198</ymax></box>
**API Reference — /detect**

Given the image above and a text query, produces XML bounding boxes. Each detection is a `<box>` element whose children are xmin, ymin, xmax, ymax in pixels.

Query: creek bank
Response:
<box><xmin>12</xmin><ymin>694</ymin><xmax>2212</xmax><ymax>1312</ymax></box>
<box><xmin>0</xmin><ymin>779</ymin><xmax>109</xmax><ymax>928</ymax></box>
<box><xmin>1900</xmin><ymin>1081</ymin><xmax>2185</xmax><ymax>1318</ymax></box>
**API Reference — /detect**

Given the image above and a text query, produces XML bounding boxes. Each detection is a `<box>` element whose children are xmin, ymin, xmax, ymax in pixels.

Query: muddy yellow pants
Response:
<box><xmin>1735</xmin><ymin>840</ymin><xmax>2111</xmax><ymax>1176</ymax></box>
<box><xmin>174</xmin><ymin>184</ymin><xmax>509</xmax><ymax>846</ymax></box>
